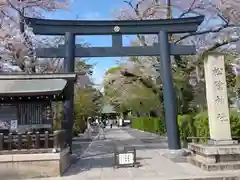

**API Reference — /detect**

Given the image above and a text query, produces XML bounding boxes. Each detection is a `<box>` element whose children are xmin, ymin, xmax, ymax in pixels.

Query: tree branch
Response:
<box><xmin>175</xmin><ymin>24</ymin><xmax>232</xmax><ymax>43</ymax></box>
<box><xmin>120</xmin><ymin>69</ymin><xmax>161</xmax><ymax>95</ymax></box>
<box><xmin>179</xmin><ymin>0</ymin><xmax>198</xmax><ymax>18</ymax></box>
<box><xmin>206</xmin><ymin>38</ymin><xmax>240</xmax><ymax>52</ymax></box>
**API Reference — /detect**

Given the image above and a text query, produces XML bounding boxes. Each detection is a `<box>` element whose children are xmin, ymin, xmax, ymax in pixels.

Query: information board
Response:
<box><xmin>119</xmin><ymin>153</ymin><xmax>134</xmax><ymax>165</ymax></box>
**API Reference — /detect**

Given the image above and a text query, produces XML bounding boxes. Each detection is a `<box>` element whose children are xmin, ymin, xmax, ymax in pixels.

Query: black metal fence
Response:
<box><xmin>0</xmin><ymin>130</ymin><xmax>67</xmax><ymax>154</ymax></box>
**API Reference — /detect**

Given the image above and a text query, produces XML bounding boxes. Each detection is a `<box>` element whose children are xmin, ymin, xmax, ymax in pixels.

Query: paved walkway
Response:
<box><xmin>28</xmin><ymin>127</ymin><xmax>240</xmax><ymax>180</ymax></box>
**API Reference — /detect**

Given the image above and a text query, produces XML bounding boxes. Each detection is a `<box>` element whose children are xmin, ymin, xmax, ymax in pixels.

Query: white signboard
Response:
<box><xmin>10</xmin><ymin>120</ymin><xmax>18</xmax><ymax>130</ymax></box>
<box><xmin>118</xmin><ymin>153</ymin><xmax>134</xmax><ymax>165</ymax></box>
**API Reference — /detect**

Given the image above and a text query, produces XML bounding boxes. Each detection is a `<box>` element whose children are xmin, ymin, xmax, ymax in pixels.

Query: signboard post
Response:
<box><xmin>114</xmin><ymin>147</ymin><xmax>139</xmax><ymax>168</ymax></box>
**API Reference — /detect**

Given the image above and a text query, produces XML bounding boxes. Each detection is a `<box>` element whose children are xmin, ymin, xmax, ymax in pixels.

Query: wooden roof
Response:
<box><xmin>0</xmin><ymin>73</ymin><xmax>76</xmax><ymax>96</ymax></box>
<box><xmin>102</xmin><ymin>105</ymin><xmax>116</xmax><ymax>114</ymax></box>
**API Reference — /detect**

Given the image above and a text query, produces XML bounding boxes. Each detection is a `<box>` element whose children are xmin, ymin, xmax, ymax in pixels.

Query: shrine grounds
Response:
<box><xmin>18</xmin><ymin>127</ymin><xmax>240</xmax><ymax>180</ymax></box>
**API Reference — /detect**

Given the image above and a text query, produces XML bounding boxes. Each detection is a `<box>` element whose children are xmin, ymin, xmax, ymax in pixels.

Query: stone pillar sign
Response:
<box><xmin>204</xmin><ymin>54</ymin><xmax>233</xmax><ymax>143</ymax></box>
<box><xmin>188</xmin><ymin>54</ymin><xmax>239</xmax><ymax>171</ymax></box>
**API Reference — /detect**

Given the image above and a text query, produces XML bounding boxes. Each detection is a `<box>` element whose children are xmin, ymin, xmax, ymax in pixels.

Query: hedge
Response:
<box><xmin>132</xmin><ymin>111</ymin><xmax>240</xmax><ymax>140</ymax></box>
<box><xmin>131</xmin><ymin>116</ymin><xmax>166</xmax><ymax>135</ymax></box>
<box><xmin>183</xmin><ymin>111</ymin><xmax>240</xmax><ymax>139</ymax></box>
<box><xmin>177</xmin><ymin>114</ymin><xmax>196</xmax><ymax>141</ymax></box>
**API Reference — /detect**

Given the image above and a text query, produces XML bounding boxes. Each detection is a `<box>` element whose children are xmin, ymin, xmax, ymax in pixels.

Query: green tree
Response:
<box><xmin>73</xmin><ymin>87</ymin><xmax>103</xmax><ymax>135</ymax></box>
<box><xmin>173</xmin><ymin>68</ymin><xmax>194</xmax><ymax>114</ymax></box>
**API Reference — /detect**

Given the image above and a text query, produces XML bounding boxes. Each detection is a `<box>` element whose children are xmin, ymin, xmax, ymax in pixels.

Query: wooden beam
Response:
<box><xmin>36</xmin><ymin>44</ymin><xmax>196</xmax><ymax>58</ymax></box>
<box><xmin>25</xmin><ymin>16</ymin><xmax>204</xmax><ymax>35</ymax></box>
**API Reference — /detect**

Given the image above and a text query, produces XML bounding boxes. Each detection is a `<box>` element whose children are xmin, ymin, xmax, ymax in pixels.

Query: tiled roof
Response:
<box><xmin>0</xmin><ymin>73</ymin><xmax>76</xmax><ymax>96</ymax></box>
<box><xmin>0</xmin><ymin>79</ymin><xmax>66</xmax><ymax>96</ymax></box>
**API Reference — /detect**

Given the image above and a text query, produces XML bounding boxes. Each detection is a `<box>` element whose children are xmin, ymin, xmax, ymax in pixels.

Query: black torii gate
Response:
<box><xmin>25</xmin><ymin>16</ymin><xmax>204</xmax><ymax>151</ymax></box>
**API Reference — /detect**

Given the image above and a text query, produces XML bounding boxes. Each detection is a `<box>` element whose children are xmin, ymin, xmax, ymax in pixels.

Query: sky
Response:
<box><xmin>44</xmin><ymin>0</ymin><xmax>135</xmax><ymax>87</ymax></box>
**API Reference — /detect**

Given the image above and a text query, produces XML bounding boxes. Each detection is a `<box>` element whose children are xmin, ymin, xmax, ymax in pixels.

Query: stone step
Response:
<box><xmin>173</xmin><ymin>175</ymin><xmax>239</xmax><ymax>180</ymax></box>
<box><xmin>189</xmin><ymin>156</ymin><xmax>240</xmax><ymax>171</ymax></box>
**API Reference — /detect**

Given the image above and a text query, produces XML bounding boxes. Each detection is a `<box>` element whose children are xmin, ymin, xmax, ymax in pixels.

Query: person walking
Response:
<box><xmin>86</xmin><ymin>117</ymin><xmax>92</xmax><ymax>139</ymax></box>
<box><xmin>98</xmin><ymin>121</ymin><xmax>105</xmax><ymax>140</ymax></box>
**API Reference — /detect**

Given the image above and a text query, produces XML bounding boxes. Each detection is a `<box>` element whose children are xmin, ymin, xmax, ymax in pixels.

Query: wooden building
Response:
<box><xmin>0</xmin><ymin>73</ymin><xmax>76</xmax><ymax>134</ymax></box>
<box><xmin>101</xmin><ymin>105</ymin><xmax>118</xmax><ymax>125</ymax></box>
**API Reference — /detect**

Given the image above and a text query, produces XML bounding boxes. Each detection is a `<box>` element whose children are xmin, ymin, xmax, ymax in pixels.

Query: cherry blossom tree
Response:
<box><xmin>115</xmin><ymin>0</ymin><xmax>240</xmax><ymax>58</ymax></box>
<box><xmin>232</xmin><ymin>58</ymin><xmax>240</xmax><ymax>110</ymax></box>
<box><xmin>103</xmin><ymin>63</ymin><xmax>163</xmax><ymax>114</ymax></box>
<box><xmin>105</xmin><ymin>0</ymin><xmax>240</xmax><ymax>112</ymax></box>
<box><xmin>0</xmin><ymin>0</ymin><xmax>69</xmax><ymax>72</ymax></box>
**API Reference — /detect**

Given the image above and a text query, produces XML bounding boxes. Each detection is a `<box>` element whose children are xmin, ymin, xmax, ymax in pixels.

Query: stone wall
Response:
<box><xmin>0</xmin><ymin>148</ymin><xmax>71</xmax><ymax>179</ymax></box>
